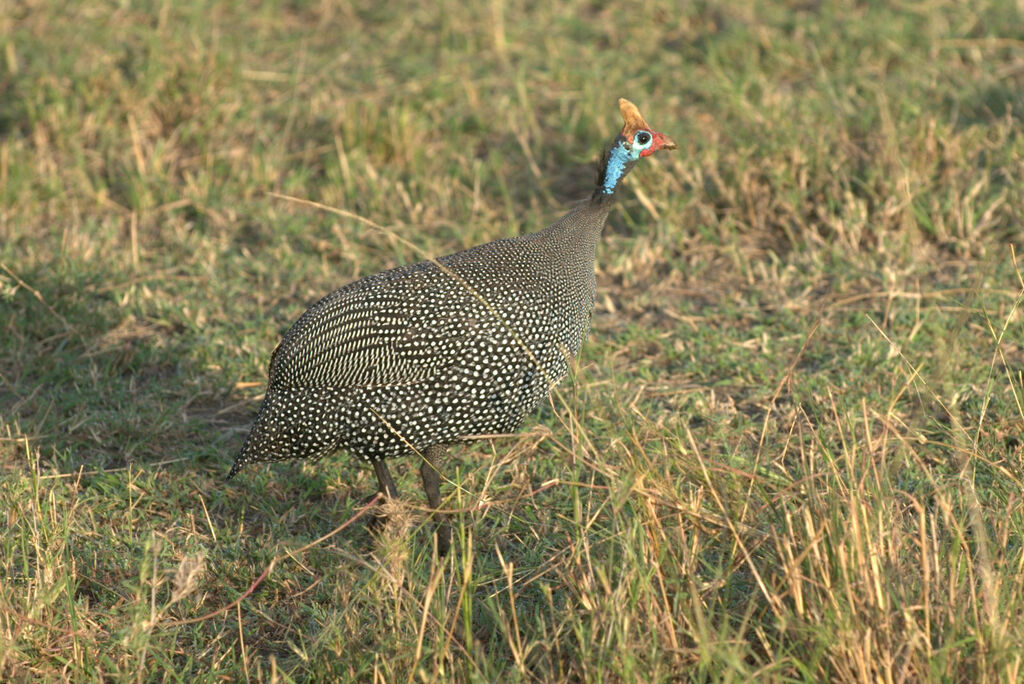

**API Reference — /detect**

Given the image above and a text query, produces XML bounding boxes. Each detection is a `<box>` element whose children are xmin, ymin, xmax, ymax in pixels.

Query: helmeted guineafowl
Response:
<box><xmin>229</xmin><ymin>98</ymin><xmax>676</xmax><ymax>555</ymax></box>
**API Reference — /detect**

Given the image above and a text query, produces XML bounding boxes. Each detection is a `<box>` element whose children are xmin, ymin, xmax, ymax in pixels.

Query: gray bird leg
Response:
<box><xmin>420</xmin><ymin>444</ymin><xmax>451</xmax><ymax>556</ymax></box>
<box><xmin>372</xmin><ymin>459</ymin><xmax>399</xmax><ymax>499</ymax></box>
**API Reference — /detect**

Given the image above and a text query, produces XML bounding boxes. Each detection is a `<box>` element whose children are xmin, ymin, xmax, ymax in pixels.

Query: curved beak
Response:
<box><xmin>653</xmin><ymin>131</ymin><xmax>677</xmax><ymax>151</ymax></box>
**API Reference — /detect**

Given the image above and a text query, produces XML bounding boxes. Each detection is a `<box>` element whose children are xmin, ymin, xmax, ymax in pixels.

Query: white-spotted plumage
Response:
<box><xmin>228</xmin><ymin>99</ymin><xmax>676</xmax><ymax>555</ymax></box>
<box><xmin>229</xmin><ymin>207</ymin><xmax>607</xmax><ymax>475</ymax></box>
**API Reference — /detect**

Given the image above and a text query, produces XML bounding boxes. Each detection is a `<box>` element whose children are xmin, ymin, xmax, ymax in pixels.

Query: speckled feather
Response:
<box><xmin>229</xmin><ymin>99</ymin><xmax>675</xmax><ymax>480</ymax></box>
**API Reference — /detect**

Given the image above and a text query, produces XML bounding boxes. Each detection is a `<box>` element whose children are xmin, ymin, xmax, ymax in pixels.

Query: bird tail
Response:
<box><xmin>227</xmin><ymin>385</ymin><xmax>346</xmax><ymax>481</ymax></box>
<box><xmin>226</xmin><ymin>418</ymin><xmax>262</xmax><ymax>481</ymax></box>
<box><xmin>225</xmin><ymin>460</ymin><xmax>243</xmax><ymax>481</ymax></box>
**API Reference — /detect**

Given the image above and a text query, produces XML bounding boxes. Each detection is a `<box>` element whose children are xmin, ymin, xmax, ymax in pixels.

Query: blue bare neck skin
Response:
<box><xmin>601</xmin><ymin>140</ymin><xmax>632</xmax><ymax>195</ymax></box>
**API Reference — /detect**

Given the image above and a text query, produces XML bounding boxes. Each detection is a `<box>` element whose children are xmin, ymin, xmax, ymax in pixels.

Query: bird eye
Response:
<box><xmin>635</xmin><ymin>131</ymin><xmax>652</xmax><ymax>145</ymax></box>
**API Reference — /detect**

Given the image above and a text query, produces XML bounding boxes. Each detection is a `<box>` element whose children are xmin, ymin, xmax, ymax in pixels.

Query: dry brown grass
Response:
<box><xmin>2</xmin><ymin>0</ymin><xmax>1023</xmax><ymax>680</ymax></box>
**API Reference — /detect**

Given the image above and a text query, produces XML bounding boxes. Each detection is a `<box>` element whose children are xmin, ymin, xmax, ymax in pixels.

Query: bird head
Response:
<box><xmin>616</xmin><ymin>98</ymin><xmax>677</xmax><ymax>160</ymax></box>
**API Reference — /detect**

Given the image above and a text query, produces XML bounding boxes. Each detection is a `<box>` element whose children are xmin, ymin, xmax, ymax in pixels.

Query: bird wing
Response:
<box><xmin>266</xmin><ymin>253</ymin><xmax>550</xmax><ymax>390</ymax></box>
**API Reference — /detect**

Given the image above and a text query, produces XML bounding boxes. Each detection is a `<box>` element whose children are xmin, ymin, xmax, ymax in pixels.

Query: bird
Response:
<box><xmin>229</xmin><ymin>98</ymin><xmax>676</xmax><ymax>556</ymax></box>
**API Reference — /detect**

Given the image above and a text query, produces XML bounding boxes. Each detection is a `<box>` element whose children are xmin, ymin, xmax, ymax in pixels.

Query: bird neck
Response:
<box><xmin>591</xmin><ymin>138</ymin><xmax>637</xmax><ymax>205</ymax></box>
<box><xmin>531</xmin><ymin>200</ymin><xmax>610</xmax><ymax>259</ymax></box>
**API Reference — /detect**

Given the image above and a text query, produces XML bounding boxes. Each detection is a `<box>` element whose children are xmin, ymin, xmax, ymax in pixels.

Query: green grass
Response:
<box><xmin>2</xmin><ymin>0</ymin><xmax>1024</xmax><ymax>680</ymax></box>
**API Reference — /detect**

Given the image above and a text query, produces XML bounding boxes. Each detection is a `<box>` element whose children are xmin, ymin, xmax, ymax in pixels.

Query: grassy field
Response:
<box><xmin>2</xmin><ymin>0</ymin><xmax>1024</xmax><ymax>680</ymax></box>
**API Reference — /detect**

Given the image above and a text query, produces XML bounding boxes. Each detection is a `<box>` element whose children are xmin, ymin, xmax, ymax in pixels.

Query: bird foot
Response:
<box><xmin>433</xmin><ymin>519</ymin><xmax>452</xmax><ymax>557</ymax></box>
<box><xmin>361</xmin><ymin>493</ymin><xmax>451</xmax><ymax>556</ymax></box>
<box><xmin>358</xmin><ymin>491</ymin><xmax>391</xmax><ymax>533</ymax></box>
